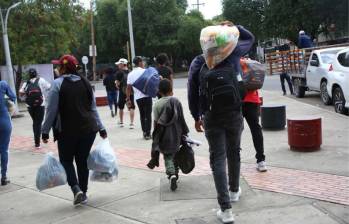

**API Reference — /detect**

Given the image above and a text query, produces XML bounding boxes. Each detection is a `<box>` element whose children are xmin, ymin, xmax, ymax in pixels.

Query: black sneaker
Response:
<box><xmin>111</xmin><ymin>111</ymin><xmax>115</xmax><ymax>117</ymax></box>
<box><xmin>1</xmin><ymin>177</ymin><xmax>10</xmax><ymax>186</ymax></box>
<box><xmin>72</xmin><ymin>185</ymin><xmax>83</xmax><ymax>206</ymax></box>
<box><xmin>81</xmin><ymin>193</ymin><xmax>88</xmax><ymax>204</ymax></box>
<box><xmin>147</xmin><ymin>158</ymin><xmax>159</xmax><ymax>169</ymax></box>
<box><xmin>170</xmin><ymin>175</ymin><xmax>177</xmax><ymax>191</ymax></box>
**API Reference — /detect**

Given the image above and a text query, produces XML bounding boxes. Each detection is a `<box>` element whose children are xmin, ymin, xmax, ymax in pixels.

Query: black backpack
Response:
<box><xmin>25</xmin><ymin>78</ymin><xmax>43</xmax><ymax>107</ymax></box>
<box><xmin>199</xmin><ymin>64</ymin><xmax>242</xmax><ymax>115</ymax></box>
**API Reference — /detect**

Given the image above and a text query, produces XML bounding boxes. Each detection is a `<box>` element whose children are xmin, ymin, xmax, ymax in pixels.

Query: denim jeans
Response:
<box><xmin>0</xmin><ymin>111</ymin><xmax>11</xmax><ymax>178</ymax></box>
<box><xmin>107</xmin><ymin>90</ymin><xmax>118</xmax><ymax>112</ymax></box>
<box><xmin>280</xmin><ymin>73</ymin><xmax>294</xmax><ymax>94</ymax></box>
<box><xmin>204</xmin><ymin>111</ymin><xmax>243</xmax><ymax>210</ymax></box>
<box><xmin>164</xmin><ymin>153</ymin><xmax>179</xmax><ymax>178</ymax></box>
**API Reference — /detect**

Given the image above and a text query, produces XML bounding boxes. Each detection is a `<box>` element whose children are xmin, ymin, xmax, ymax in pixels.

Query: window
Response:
<box><xmin>337</xmin><ymin>52</ymin><xmax>349</xmax><ymax>67</ymax></box>
<box><xmin>311</xmin><ymin>53</ymin><xmax>319</xmax><ymax>61</ymax></box>
<box><xmin>320</xmin><ymin>53</ymin><xmax>336</xmax><ymax>64</ymax></box>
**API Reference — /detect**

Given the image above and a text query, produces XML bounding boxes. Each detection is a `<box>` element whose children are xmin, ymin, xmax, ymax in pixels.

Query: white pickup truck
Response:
<box><xmin>266</xmin><ymin>45</ymin><xmax>349</xmax><ymax>114</ymax></box>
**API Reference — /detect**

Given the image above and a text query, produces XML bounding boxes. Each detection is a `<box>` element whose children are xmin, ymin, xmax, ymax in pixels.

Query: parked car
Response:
<box><xmin>292</xmin><ymin>47</ymin><xmax>346</xmax><ymax>101</ymax></box>
<box><xmin>327</xmin><ymin>48</ymin><xmax>349</xmax><ymax>114</ymax></box>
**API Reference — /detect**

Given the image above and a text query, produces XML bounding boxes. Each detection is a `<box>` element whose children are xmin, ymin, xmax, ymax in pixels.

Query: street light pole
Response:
<box><xmin>0</xmin><ymin>2</ymin><xmax>21</xmax><ymax>97</ymax></box>
<box><xmin>127</xmin><ymin>0</ymin><xmax>136</xmax><ymax>67</ymax></box>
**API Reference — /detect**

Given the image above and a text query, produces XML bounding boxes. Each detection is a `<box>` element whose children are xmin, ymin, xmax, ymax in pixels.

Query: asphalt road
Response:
<box><xmin>173</xmin><ymin>75</ymin><xmax>347</xmax><ymax>115</ymax></box>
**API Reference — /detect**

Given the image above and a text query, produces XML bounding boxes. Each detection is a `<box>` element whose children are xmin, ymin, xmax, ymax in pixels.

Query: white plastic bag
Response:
<box><xmin>90</xmin><ymin>167</ymin><xmax>118</xmax><ymax>182</ymax></box>
<box><xmin>36</xmin><ymin>153</ymin><xmax>67</xmax><ymax>191</ymax></box>
<box><xmin>87</xmin><ymin>138</ymin><xmax>117</xmax><ymax>173</ymax></box>
<box><xmin>5</xmin><ymin>97</ymin><xmax>15</xmax><ymax>116</ymax></box>
<box><xmin>200</xmin><ymin>25</ymin><xmax>240</xmax><ymax>69</ymax></box>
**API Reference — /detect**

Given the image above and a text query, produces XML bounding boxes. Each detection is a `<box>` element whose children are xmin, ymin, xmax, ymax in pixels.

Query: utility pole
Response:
<box><xmin>126</xmin><ymin>41</ymin><xmax>131</xmax><ymax>66</ymax></box>
<box><xmin>192</xmin><ymin>0</ymin><xmax>204</xmax><ymax>11</ymax></box>
<box><xmin>0</xmin><ymin>2</ymin><xmax>21</xmax><ymax>111</ymax></box>
<box><xmin>127</xmin><ymin>0</ymin><xmax>136</xmax><ymax>67</ymax></box>
<box><xmin>90</xmin><ymin>0</ymin><xmax>96</xmax><ymax>80</ymax></box>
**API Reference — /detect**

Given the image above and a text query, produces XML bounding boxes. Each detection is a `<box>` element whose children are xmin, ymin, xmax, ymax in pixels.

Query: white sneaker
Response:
<box><xmin>229</xmin><ymin>187</ymin><xmax>241</xmax><ymax>202</ymax></box>
<box><xmin>129</xmin><ymin>123</ymin><xmax>134</xmax><ymax>129</ymax></box>
<box><xmin>118</xmin><ymin>122</ymin><xmax>124</xmax><ymax>128</ymax></box>
<box><xmin>257</xmin><ymin>161</ymin><xmax>267</xmax><ymax>172</ymax></box>
<box><xmin>217</xmin><ymin>208</ymin><xmax>235</xmax><ymax>223</ymax></box>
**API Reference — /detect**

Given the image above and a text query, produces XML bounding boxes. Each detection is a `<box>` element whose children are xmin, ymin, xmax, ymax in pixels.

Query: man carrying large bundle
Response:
<box><xmin>188</xmin><ymin>21</ymin><xmax>254</xmax><ymax>224</ymax></box>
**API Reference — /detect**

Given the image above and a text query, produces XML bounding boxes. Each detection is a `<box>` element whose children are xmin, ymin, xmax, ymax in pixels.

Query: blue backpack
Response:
<box><xmin>133</xmin><ymin>67</ymin><xmax>160</xmax><ymax>98</ymax></box>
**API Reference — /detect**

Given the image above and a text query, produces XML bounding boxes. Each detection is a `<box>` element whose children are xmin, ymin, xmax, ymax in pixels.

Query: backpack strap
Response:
<box><xmin>34</xmin><ymin>77</ymin><xmax>40</xmax><ymax>85</ymax></box>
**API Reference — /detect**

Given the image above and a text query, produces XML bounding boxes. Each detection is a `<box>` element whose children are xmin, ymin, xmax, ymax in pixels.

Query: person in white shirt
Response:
<box><xmin>19</xmin><ymin>68</ymin><xmax>51</xmax><ymax>149</ymax></box>
<box><xmin>126</xmin><ymin>57</ymin><xmax>152</xmax><ymax>140</ymax></box>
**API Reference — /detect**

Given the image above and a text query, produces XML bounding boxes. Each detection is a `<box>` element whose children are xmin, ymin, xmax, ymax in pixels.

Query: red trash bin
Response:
<box><xmin>287</xmin><ymin>116</ymin><xmax>322</xmax><ymax>152</ymax></box>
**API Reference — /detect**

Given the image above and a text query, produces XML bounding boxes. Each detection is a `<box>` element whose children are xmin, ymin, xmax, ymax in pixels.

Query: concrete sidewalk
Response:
<box><xmin>1</xmin><ymin>86</ymin><xmax>348</xmax><ymax>224</ymax></box>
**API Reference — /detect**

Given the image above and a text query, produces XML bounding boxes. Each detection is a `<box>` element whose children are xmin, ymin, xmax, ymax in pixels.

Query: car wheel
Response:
<box><xmin>320</xmin><ymin>81</ymin><xmax>331</xmax><ymax>105</ymax></box>
<box><xmin>293</xmin><ymin>78</ymin><xmax>305</xmax><ymax>98</ymax></box>
<box><xmin>333</xmin><ymin>87</ymin><xmax>348</xmax><ymax>114</ymax></box>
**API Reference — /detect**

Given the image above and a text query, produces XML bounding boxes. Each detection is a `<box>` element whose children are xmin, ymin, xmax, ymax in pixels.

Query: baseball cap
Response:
<box><xmin>115</xmin><ymin>58</ymin><xmax>128</xmax><ymax>65</ymax></box>
<box><xmin>51</xmin><ymin>55</ymin><xmax>79</xmax><ymax>66</ymax></box>
<box><xmin>51</xmin><ymin>55</ymin><xmax>79</xmax><ymax>73</ymax></box>
<box><xmin>299</xmin><ymin>30</ymin><xmax>305</xmax><ymax>35</ymax></box>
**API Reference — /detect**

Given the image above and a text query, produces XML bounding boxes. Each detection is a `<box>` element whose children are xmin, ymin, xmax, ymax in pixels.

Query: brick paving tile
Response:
<box><xmin>9</xmin><ymin>135</ymin><xmax>349</xmax><ymax>206</ymax></box>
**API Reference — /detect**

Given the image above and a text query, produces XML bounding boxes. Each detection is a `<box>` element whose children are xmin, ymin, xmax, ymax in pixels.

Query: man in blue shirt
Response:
<box><xmin>298</xmin><ymin>30</ymin><xmax>314</xmax><ymax>49</ymax></box>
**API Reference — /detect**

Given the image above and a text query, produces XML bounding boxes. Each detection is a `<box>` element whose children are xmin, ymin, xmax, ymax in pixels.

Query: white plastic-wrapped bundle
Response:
<box><xmin>90</xmin><ymin>167</ymin><xmax>118</xmax><ymax>182</ymax></box>
<box><xmin>200</xmin><ymin>25</ymin><xmax>240</xmax><ymax>69</ymax></box>
<box><xmin>36</xmin><ymin>153</ymin><xmax>67</xmax><ymax>191</ymax></box>
<box><xmin>87</xmin><ymin>138</ymin><xmax>116</xmax><ymax>173</ymax></box>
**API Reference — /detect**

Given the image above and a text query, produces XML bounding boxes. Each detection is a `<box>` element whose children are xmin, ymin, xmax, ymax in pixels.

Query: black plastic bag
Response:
<box><xmin>174</xmin><ymin>142</ymin><xmax>195</xmax><ymax>174</ymax></box>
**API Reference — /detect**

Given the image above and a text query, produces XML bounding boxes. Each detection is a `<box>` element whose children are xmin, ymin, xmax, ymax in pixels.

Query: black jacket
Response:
<box><xmin>152</xmin><ymin>97</ymin><xmax>189</xmax><ymax>155</ymax></box>
<box><xmin>103</xmin><ymin>73</ymin><xmax>117</xmax><ymax>91</ymax></box>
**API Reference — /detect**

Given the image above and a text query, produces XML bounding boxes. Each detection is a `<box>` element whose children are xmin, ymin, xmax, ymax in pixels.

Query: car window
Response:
<box><xmin>311</xmin><ymin>53</ymin><xmax>319</xmax><ymax>62</ymax></box>
<box><xmin>320</xmin><ymin>53</ymin><xmax>336</xmax><ymax>64</ymax></box>
<box><xmin>338</xmin><ymin>52</ymin><xmax>349</xmax><ymax>67</ymax></box>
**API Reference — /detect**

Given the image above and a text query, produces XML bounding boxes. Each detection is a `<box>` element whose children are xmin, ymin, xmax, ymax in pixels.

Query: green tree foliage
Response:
<box><xmin>94</xmin><ymin>0</ymin><xmax>193</xmax><ymax>67</ymax></box>
<box><xmin>177</xmin><ymin>10</ymin><xmax>210</xmax><ymax>61</ymax></box>
<box><xmin>222</xmin><ymin>0</ymin><xmax>348</xmax><ymax>43</ymax></box>
<box><xmin>131</xmin><ymin>0</ymin><xmax>182</xmax><ymax>59</ymax></box>
<box><xmin>0</xmin><ymin>0</ymin><xmax>85</xmax><ymax>90</ymax></box>
<box><xmin>176</xmin><ymin>0</ymin><xmax>188</xmax><ymax>12</ymax></box>
<box><xmin>222</xmin><ymin>0</ymin><xmax>266</xmax><ymax>40</ymax></box>
<box><xmin>264</xmin><ymin>0</ymin><xmax>348</xmax><ymax>43</ymax></box>
<box><xmin>0</xmin><ymin>0</ymin><xmax>85</xmax><ymax>65</ymax></box>
<box><xmin>95</xmin><ymin>0</ymin><xmax>129</xmax><ymax>63</ymax></box>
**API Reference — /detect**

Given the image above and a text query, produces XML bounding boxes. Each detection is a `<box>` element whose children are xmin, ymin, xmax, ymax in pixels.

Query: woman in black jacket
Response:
<box><xmin>42</xmin><ymin>55</ymin><xmax>107</xmax><ymax>206</ymax></box>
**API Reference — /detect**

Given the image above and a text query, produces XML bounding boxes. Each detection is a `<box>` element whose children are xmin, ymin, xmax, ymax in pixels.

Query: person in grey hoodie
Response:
<box><xmin>41</xmin><ymin>55</ymin><xmax>107</xmax><ymax>206</ymax></box>
<box><xmin>149</xmin><ymin>79</ymin><xmax>189</xmax><ymax>191</ymax></box>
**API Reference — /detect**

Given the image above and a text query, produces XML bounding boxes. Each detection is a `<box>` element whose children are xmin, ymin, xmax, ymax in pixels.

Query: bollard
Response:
<box><xmin>287</xmin><ymin>116</ymin><xmax>322</xmax><ymax>152</ymax></box>
<box><xmin>261</xmin><ymin>104</ymin><xmax>286</xmax><ymax>130</ymax></box>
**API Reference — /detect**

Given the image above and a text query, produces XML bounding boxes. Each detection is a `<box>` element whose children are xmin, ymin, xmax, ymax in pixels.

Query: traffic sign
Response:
<box><xmin>82</xmin><ymin>56</ymin><xmax>89</xmax><ymax>65</ymax></box>
<box><xmin>89</xmin><ymin>45</ymin><xmax>97</xmax><ymax>57</ymax></box>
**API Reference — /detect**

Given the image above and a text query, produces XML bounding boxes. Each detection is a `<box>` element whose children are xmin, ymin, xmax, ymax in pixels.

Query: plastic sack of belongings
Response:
<box><xmin>90</xmin><ymin>167</ymin><xmax>118</xmax><ymax>182</ymax></box>
<box><xmin>200</xmin><ymin>25</ymin><xmax>240</xmax><ymax>69</ymax></box>
<box><xmin>87</xmin><ymin>138</ymin><xmax>118</xmax><ymax>182</ymax></box>
<box><xmin>36</xmin><ymin>153</ymin><xmax>67</xmax><ymax>191</ymax></box>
